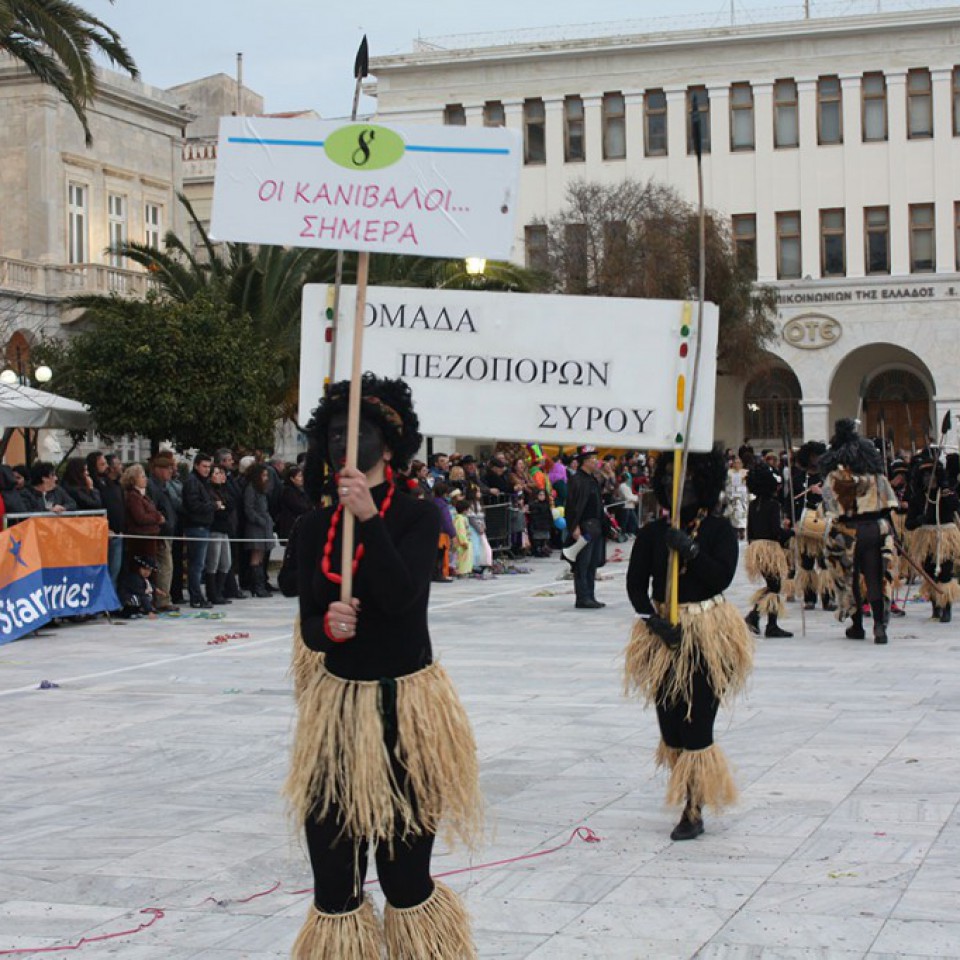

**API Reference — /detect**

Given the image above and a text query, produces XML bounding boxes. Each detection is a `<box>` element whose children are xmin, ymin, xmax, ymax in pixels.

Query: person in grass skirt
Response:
<box><xmin>286</xmin><ymin>374</ymin><xmax>482</xmax><ymax>960</ymax></box>
<box><xmin>624</xmin><ymin>449</ymin><xmax>754</xmax><ymax>841</ymax></box>
<box><xmin>743</xmin><ymin>462</ymin><xmax>794</xmax><ymax>638</ymax></box>
<box><xmin>905</xmin><ymin>448</ymin><xmax>960</xmax><ymax>624</ymax></box>
<box><xmin>820</xmin><ymin>419</ymin><xmax>899</xmax><ymax>645</ymax></box>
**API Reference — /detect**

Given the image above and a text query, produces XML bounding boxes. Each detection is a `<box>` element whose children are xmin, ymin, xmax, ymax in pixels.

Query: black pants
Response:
<box><xmin>852</xmin><ymin>521</ymin><xmax>884</xmax><ymax>609</ymax></box>
<box><xmin>573</xmin><ymin>536</ymin><xmax>602</xmax><ymax>603</ymax></box>
<box><xmin>656</xmin><ymin>662</ymin><xmax>719</xmax><ymax>752</ymax></box>
<box><xmin>305</xmin><ymin>803</ymin><xmax>435</xmax><ymax>913</ymax></box>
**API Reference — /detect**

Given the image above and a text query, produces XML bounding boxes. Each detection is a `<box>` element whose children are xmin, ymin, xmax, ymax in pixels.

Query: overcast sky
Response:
<box><xmin>82</xmin><ymin>0</ymin><xmax>838</xmax><ymax>117</ymax></box>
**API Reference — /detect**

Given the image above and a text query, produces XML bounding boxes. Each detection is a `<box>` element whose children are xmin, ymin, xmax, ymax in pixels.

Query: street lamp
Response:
<box><xmin>465</xmin><ymin>257</ymin><xmax>486</xmax><ymax>276</ymax></box>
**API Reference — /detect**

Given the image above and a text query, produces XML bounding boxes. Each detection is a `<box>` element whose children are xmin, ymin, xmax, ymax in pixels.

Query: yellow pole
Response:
<box><xmin>668</xmin><ymin>447</ymin><xmax>682</xmax><ymax>625</ymax></box>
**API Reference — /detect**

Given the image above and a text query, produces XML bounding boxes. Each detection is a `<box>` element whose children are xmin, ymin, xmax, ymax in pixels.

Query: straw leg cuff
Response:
<box><xmin>384</xmin><ymin>881</ymin><xmax>476</xmax><ymax>960</ymax></box>
<box><xmin>665</xmin><ymin>744</ymin><xmax>739</xmax><ymax>813</ymax></box>
<box><xmin>291</xmin><ymin>897</ymin><xmax>382</xmax><ymax>960</ymax></box>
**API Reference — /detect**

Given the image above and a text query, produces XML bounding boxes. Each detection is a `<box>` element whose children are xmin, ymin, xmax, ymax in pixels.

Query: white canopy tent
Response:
<box><xmin>0</xmin><ymin>383</ymin><xmax>90</xmax><ymax>431</ymax></box>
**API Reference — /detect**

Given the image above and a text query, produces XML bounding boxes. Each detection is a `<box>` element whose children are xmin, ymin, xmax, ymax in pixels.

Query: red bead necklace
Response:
<box><xmin>320</xmin><ymin>466</ymin><xmax>395</xmax><ymax>584</ymax></box>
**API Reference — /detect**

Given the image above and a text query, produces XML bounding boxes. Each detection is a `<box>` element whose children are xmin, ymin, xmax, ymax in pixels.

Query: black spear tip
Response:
<box><xmin>691</xmin><ymin>96</ymin><xmax>703</xmax><ymax>161</ymax></box>
<box><xmin>354</xmin><ymin>35</ymin><xmax>370</xmax><ymax>79</ymax></box>
<box><xmin>942</xmin><ymin>410</ymin><xmax>952</xmax><ymax>434</ymax></box>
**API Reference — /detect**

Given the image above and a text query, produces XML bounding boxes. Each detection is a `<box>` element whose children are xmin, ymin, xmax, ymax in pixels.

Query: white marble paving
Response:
<box><xmin>0</xmin><ymin>551</ymin><xmax>958</xmax><ymax>957</ymax></box>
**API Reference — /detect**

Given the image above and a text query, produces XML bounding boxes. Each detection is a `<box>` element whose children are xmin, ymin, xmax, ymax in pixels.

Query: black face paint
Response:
<box><xmin>328</xmin><ymin>412</ymin><xmax>388</xmax><ymax>473</ymax></box>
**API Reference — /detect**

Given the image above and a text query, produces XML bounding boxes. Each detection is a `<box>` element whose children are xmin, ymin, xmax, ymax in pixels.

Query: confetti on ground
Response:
<box><xmin>37</xmin><ymin>680</ymin><xmax>60</xmax><ymax>690</ymax></box>
<box><xmin>208</xmin><ymin>632</ymin><xmax>251</xmax><ymax>646</ymax></box>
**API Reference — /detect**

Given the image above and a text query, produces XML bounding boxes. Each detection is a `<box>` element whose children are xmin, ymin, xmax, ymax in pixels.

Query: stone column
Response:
<box><xmin>752</xmin><ymin>81</ymin><xmax>776</xmax><ymax>281</ymax></box>
<box><xmin>840</xmin><ymin>75</ymin><xmax>864</xmax><ymax>277</ymax></box>
<box><xmin>885</xmin><ymin>71</ymin><xmax>909</xmax><ymax>274</ymax></box>
<box><xmin>800</xmin><ymin>399</ymin><xmax>832</xmax><ymax>443</ymax></box>
<box><xmin>796</xmin><ymin>78</ymin><xmax>819</xmax><ymax>278</ymax></box>
<box><xmin>582</xmin><ymin>94</ymin><xmax>602</xmax><ymax>166</ymax></box>
<box><xmin>930</xmin><ymin>67</ymin><xmax>954</xmax><ymax>272</ymax></box>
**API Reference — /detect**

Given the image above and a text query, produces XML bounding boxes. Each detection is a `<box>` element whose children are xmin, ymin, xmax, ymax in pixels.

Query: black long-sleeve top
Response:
<box><xmin>627</xmin><ymin>514</ymin><xmax>739</xmax><ymax>616</ymax></box>
<box><xmin>296</xmin><ymin>484</ymin><xmax>440</xmax><ymax>680</ymax></box>
<box><xmin>906</xmin><ymin>485</ymin><xmax>960</xmax><ymax>529</ymax></box>
<box><xmin>747</xmin><ymin>496</ymin><xmax>792</xmax><ymax>545</ymax></box>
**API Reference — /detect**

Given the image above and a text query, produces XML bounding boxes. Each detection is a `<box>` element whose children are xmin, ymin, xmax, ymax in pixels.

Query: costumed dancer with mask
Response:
<box><xmin>743</xmin><ymin>463</ymin><xmax>794</xmax><ymax>638</ymax></box>
<box><xmin>905</xmin><ymin>448</ymin><xmax>960</xmax><ymax>623</ymax></box>
<box><xmin>624</xmin><ymin>450</ymin><xmax>754</xmax><ymax>841</ymax></box>
<box><xmin>789</xmin><ymin>441</ymin><xmax>836</xmax><ymax>612</ymax></box>
<box><xmin>820</xmin><ymin>419</ymin><xmax>899</xmax><ymax>644</ymax></box>
<box><xmin>286</xmin><ymin>374</ymin><xmax>482</xmax><ymax>959</ymax></box>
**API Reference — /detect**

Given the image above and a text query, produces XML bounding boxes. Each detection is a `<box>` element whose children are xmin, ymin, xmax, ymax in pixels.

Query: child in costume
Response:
<box><xmin>287</xmin><ymin>374</ymin><xmax>482</xmax><ymax>959</ymax></box>
<box><xmin>452</xmin><ymin>495</ymin><xmax>474</xmax><ymax>577</ymax></box>
<box><xmin>744</xmin><ymin>462</ymin><xmax>794</xmax><ymax>638</ymax></box>
<box><xmin>624</xmin><ymin>449</ymin><xmax>754</xmax><ymax>842</ymax></box>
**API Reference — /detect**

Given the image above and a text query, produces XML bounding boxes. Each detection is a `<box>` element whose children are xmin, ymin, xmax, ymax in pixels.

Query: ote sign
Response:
<box><xmin>211</xmin><ymin>117</ymin><xmax>521</xmax><ymax>259</ymax></box>
<box><xmin>300</xmin><ymin>285</ymin><xmax>719</xmax><ymax>451</ymax></box>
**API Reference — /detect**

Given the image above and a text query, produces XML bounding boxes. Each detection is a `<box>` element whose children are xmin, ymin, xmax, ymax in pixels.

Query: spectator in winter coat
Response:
<box><xmin>204</xmin><ymin>464</ymin><xmax>237</xmax><ymax>605</ymax></box>
<box><xmin>146</xmin><ymin>452</ymin><xmax>179</xmax><ymax>611</ymax></box>
<box><xmin>243</xmin><ymin>462</ymin><xmax>275</xmax><ymax>598</ymax></box>
<box><xmin>118</xmin><ymin>554</ymin><xmax>159</xmax><ymax>619</ymax></box>
<box><xmin>181</xmin><ymin>453</ymin><xmax>217</xmax><ymax>609</ymax></box>
<box><xmin>61</xmin><ymin>457</ymin><xmax>103</xmax><ymax>511</ymax></box>
<box><xmin>21</xmin><ymin>461</ymin><xmax>77</xmax><ymax>514</ymax></box>
<box><xmin>121</xmin><ymin>463</ymin><xmax>164</xmax><ymax>568</ymax></box>
<box><xmin>276</xmin><ymin>465</ymin><xmax>312</xmax><ymax>540</ymax></box>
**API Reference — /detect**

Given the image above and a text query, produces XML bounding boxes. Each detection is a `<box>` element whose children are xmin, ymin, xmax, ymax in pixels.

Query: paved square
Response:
<box><xmin>1</xmin><ymin>546</ymin><xmax>958</xmax><ymax>958</ymax></box>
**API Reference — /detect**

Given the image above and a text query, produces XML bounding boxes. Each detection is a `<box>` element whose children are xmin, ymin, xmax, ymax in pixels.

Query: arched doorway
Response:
<box><xmin>743</xmin><ymin>365</ymin><xmax>803</xmax><ymax>444</ymax></box>
<box><xmin>828</xmin><ymin>343</ymin><xmax>934</xmax><ymax>453</ymax></box>
<box><xmin>863</xmin><ymin>369</ymin><xmax>930</xmax><ymax>454</ymax></box>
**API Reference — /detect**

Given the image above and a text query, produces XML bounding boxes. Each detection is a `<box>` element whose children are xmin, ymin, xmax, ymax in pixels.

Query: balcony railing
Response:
<box><xmin>0</xmin><ymin>256</ymin><xmax>156</xmax><ymax>300</ymax></box>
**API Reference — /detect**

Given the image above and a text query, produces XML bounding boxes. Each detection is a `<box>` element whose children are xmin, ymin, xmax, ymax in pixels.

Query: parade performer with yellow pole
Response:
<box><xmin>623</xmin><ymin>99</ymin><xmax>753</xmax><ymax>841</ymax></box>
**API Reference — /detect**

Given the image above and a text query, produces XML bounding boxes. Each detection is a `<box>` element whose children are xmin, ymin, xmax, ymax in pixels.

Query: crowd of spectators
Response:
<box><xmin>0</xmin><ymin>449</ymin><xmax>311</xmax><ymax>617</ymax></box>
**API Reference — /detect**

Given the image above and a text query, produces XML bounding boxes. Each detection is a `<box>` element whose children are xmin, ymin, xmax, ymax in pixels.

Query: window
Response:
<box><xmin>686</xmin><ymin>86</ymin><xmax>710</xmax><ymax>154</ymax></box>
<box><xmin>67</xmin><ymin>182</ymin><xmax>88</xmax><ymax>264</ymax></box>
<box><xmin>524</xmin><ymin>224</ymin><xmax>548</xmax><ymax>272</ymax></box>
<box><xmin>907</xmin><ymin>69</ymin><xmax>933</xmax><ymax>138</ymax></box>
<box><xmin>523</xmin><ymin>98</ymin><xmax>546</xmax><ymax>164</ymax></box>
<box><xmin>774</xmin><ymin>79</ymin><xmax>799</xmax><ymax>148</ymax></box>
<box><xmin>732</xmin><ymin>214</ymin><xmax>757</xmax><ymax>278</ymax></box>
<box><xmin>818</xmin><ymin>76</ymin><xmax>842</xmax><ymax>145</ymax></box>
<box><xmin>107</xmin><ymin>194</ymin><xmax>127</xmax><ymax>267</ymax></box>
<box><xmin>862</xmin><ymin>72</ymin><xmax>887</xmax><ymax>142</ymax></box>
<box><xmin>564</xmin><ymin>96</ymin><xmax>585</xmax><ymax>162</ymax></box>
<box><xmin>644</xmin><ymin>89</ymin><xmax>667</xmax><ymax>156</ymax></box>
<box><xmin>483</xmin><ymin>101</ymin><xmax>504</xmax><ymax>127</ymax></box>
<box><xmin>729</xmin><ymin>83</ymin><xmax>755</xmax><ymax>151</ymax></box>
<box><xmin>564</xmin><ymin>223</ymin><xmax>588</xmax><ymax>293</ymax></box>
<box><xmin>820</xmin><ymin>209</ymin><xmax>846</xmax><ymax>277</ymax></box>
<box><xmin>864</xmin><ymin>206</ymin><xmax>890</xmax><ymax>275</ymax></box>
<box><xmin>953</xmin><ymin>67</ymin><xmax>960</xmax><ymax>136</ymax></box>
<box><xmin>602</xmin><ymin>92</ymin><xmax>626</xmax><ymax>159</ymax></box>
<box><xmin>744</xmin><ymin>367</ymin><xmax>803</xmax><ymax>442</ymax></box>
<box><xmin>910</xmin><ymin>203</ymin><xmax>935</xmax><ymax>272</ymax></box>
<box><xmin>443</xmin><ymin>104</ymin><xmax>466</xmax><ymax>126</ymax></box>
<box><xmin>776</xmin><ymin>211</ymin><xmax>802</xmax><ymax>279</ymax></box>
<box><xmin>145</xmin><ymin>202</ymin><xmax>162</xmax><ymax>249</ymax></box>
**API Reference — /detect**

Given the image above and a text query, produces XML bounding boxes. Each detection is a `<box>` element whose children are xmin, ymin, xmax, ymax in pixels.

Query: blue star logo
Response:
<box><xmin>8</xmin><ymin>537</ymin><xmax>27</xmax><ymax>568</ymax></box>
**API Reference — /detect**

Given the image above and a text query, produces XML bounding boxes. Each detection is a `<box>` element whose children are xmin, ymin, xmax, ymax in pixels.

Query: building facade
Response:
<box><xmin>369</xmin><ymin>6</ymin><xmax>960</xmax><ymax>450</ymax></box>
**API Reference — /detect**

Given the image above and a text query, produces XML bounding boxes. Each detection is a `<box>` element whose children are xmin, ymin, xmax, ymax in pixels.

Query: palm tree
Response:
<box><xmin>0</xmin><ymin>0</ymin><xmax>138</xmax><ymax>144</ymax></box>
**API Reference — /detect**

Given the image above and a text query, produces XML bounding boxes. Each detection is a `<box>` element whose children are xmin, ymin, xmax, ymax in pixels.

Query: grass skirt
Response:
<box><xmin>290</xmin><ymin>615</ymin><xmax>325</xmax><ymax>706</ymax></box>
<box><xmin>919</xmin><ymin>578</ymin><xmax>960</xmax><ymax>606</ymax></box>
<box><xmin>624</xmin><ymin>597</ymin><xmax>754</xmax><ymax>719</ymax></box>
<box><xmin>749</xmin><ymin>587</ymin><xmax>784</xmax><ymax>618</ymax></box>
<box><xmin>284</xmin><ymin>659</ymin><xmax>482</xmax><ymax>851</ymax></box>
<box><xmin>745</xmin><ymin>540</ymin><xmax>788</xmax><ymax>582</ymax></box>
<box><xmin>910</xmin><ymin>525</ymin><xmax>960</xmax><ymax>565</ymax></box>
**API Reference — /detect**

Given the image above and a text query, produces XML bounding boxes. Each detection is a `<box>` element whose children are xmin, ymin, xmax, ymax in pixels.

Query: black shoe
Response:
<box><xmin>670</xmin><ymin>813</ymin><xmax>704</xmax><ymax>841</ymax></box>
<box><xmin>941</xmin><ymin>604</ymin><xmax>952</xmax><ymax>624</ymax></box>
<box><xmin>803</xmin><ymin>601</ymin><xmax>816</xmax><ymax>611</ymax></box>
<box><xmin>744</xmin><ymin>610</ymin><xmax>760</xmax><ymax>635</ymax></box>
<box><xmin>874</xmin><ymin>623</ymin><xmax>888</xmax><ymax>644</ymax></box>
<box><xmin>846</xmin><ymin>623</ymin><xmax>866</xmax><ymax>640</ymax></box>
<box><xmin>765</xmin><ymin>623</ymin><xmax>793</xmax><ymax>638</ymax></box>
<box><xmin>575</xmin><ymin>599</ymin><xmax>605</xmax><ymax>609</ymax></box>
<box><xmin>189</xmin><ymin>599</ymin><xmax>213</xmax><ymax>610</ymax></box>
<box><xmin>822</xmin><ymin>600</ymin><xmax>837</xmax><ymax>612</ymax></box>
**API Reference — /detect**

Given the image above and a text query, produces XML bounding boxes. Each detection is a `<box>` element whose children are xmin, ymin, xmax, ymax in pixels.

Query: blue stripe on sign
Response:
<box><xmin>407</xmin><ymin>145</ymin><xmax>510</xmax><ymax>155</ymax></box>
<box><xmin>227</xmin><ymin>137</ymin><xmax>509</xmax><ymax>156</ymax></box>
<box><xmin>228</xmin><ymin>137</ymin><xmax>326</xmax><ymax>147</ymax></box>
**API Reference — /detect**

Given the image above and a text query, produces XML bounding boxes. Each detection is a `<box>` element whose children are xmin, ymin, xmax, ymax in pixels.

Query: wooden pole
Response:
<box><xmin>783</xmin><ymin>431</ymin><xmax>806</xmax><ymax>637</ymax></box>
<box><xmin>339</xmin><ymin>250</ymin><xmax>370</xmax><ymax>601</ymax></box>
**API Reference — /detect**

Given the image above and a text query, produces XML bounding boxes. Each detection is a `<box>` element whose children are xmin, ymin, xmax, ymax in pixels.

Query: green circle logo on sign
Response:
<box><xmin>325</xmin><ymin>124</ymin><xmax>406</xmax><ymax>171</ymax></box>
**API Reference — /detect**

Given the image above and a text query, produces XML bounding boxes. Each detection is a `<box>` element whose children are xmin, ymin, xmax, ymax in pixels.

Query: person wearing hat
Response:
<box><xmin>564</xmin><ymin>445</ymin><xmax>606</xmax><ymax>609</ymax></box>
<box><xmin>905</xmin><ymin>448</ymin><xmax>960</xmax><ymax>623</ymax></box>
<box><xmin>118</xmin><ymin>555</ymin><xmax>159</xmax><ymax>619</ymax></box>
<box><xmin>820</xmin><ymin>419</ymin><xmax>899</xmax><ymax>643</ymax></box>
<box><xmin>743</xmin><ymin>463</ymin><xmax>794</xmax><ymax>638</ymax></box>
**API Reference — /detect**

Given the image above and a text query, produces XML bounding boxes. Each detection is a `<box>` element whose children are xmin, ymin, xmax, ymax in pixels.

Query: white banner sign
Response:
<box><xmin>210</xmin><ymin>117</ymin><xmax>521</xmax><ymax>259</ymax></box>
<box><xmin>300</xmin><ymin>286</ymin><xmax>719</xmax><ymax>451</ymax></box>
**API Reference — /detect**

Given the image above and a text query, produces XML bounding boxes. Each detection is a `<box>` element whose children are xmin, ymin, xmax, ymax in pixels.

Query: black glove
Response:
<box><xmin>644</xmin><ymin>615</ymin><xmax>682</xmax><ymax>651</ymax></box>
<box><xmin>665</xmin><ymin>526</ymin><xmax>700</xmax><ymax>561</ymax></box>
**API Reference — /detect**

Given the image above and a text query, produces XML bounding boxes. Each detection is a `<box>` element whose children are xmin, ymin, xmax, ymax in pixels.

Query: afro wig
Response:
<box><xmin>746</xmin><ymin>463</ymin><xmax>780</xmax><ymax>497</ymax></box>
<box><xmin>795</xmin><ymin>440</ymin><xmax>826</xmax><ymax>470</ymax></box>
<box><xmin>819</xmin><ymin>418</ymin><xmax>883</xmax><ymax>476</ymax></box>
<box><xmin>651</xmin><ymin>447</ymin><xmax>727</xmax><ymax>512</ymax></box>
<box><xmin>303</xmin><ymin>373</ymin><xmax>423</xmax><ymax>502</ymax></box>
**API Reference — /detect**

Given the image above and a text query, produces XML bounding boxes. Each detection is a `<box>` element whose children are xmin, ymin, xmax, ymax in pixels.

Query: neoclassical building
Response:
<box><xmin>369</xmin><ymin>5</ymin><xmax>960</xmax><ymax>450</ymax></box>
